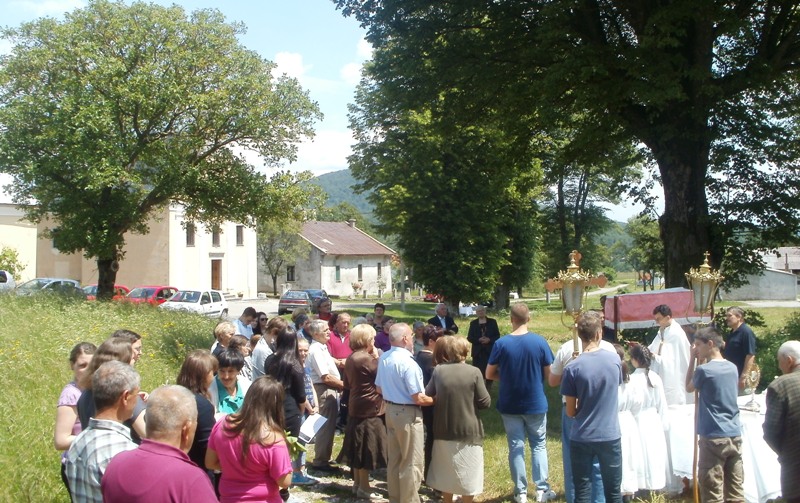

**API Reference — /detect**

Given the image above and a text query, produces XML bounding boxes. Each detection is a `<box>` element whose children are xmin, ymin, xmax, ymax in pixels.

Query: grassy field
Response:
<box><xmin>0</xmin><ymin>294</ymin><xmax>792</xmax><ymax>502</ymax></box>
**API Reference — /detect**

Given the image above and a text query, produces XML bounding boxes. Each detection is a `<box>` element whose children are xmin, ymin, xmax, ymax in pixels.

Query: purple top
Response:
<box><xmin>101</xmin><ymin>439</ymin><xmax>217</xmax><ymax>502</ymax></box>
<box><xmin>58</xmin><ymin>381</ymin><xmax>82</xmax><ymax>461</ymax></box>
<box><xmin>374</xmin><ymin>331</ymin><xmax>391</xmax><ymax>352</ymax></box>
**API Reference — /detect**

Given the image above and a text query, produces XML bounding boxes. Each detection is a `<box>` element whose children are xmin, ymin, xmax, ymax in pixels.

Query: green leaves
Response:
<box><xmin>0</xmin><ymin>0</ymin><xmax>321</xmax><ymax>293</ymax></box>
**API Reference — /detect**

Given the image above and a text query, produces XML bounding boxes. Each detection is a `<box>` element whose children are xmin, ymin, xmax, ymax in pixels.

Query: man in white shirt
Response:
<box><xmin>234</xmin><ymin>307</ymin><xmax>256</xmax><ymax>340</ymax></box>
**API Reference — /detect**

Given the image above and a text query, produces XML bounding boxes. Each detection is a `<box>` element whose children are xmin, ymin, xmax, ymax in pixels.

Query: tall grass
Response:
<box><xmin>0</xmin><ymin>296</ymin><xmax>790</xmax><ymax>502</ymax></box>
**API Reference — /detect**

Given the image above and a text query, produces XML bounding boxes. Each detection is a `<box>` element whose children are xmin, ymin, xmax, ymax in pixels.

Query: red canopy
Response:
<box><xmin>604</xmin><ymin>287</ymin><xmax>708</xmax><ymax>330</ymax></box>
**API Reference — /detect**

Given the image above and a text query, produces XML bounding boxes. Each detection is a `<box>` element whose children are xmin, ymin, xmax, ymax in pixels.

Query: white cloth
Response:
<box><xmin>669</xmin><ymin>394</ymin><xmax>781</xmax><ymax>503</ymax></box>
<box><xmin>629</xmin><ymin>368</ymin><xmax>669</xmax><ymax>490</ymax></box>
<box><xmin>618</xmin><ymin>381</ymin><xmax>644</xmax><ymax>494</ymax></box>
<box><xmin>648</xmin><ymin>320</ymin><xmax>692</xmax><ymax>406</ymax></box>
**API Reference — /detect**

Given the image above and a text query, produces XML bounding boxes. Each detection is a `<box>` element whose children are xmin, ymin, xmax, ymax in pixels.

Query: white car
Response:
<box><xmin>159</xmin><ymin>289</ymin><xmax>228</xmax><ymax>318</ymax></box>
<box><xmin>0</xmin><ymin>270</ymin><xmax>15</xmax><ymax>291</ymax></box>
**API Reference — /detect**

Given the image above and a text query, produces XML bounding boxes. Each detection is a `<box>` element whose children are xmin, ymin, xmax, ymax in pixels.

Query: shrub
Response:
<box><xmin>757</xmin><ymin>312</ymin><xmax>800</xmax><ymax>391</ymax></box>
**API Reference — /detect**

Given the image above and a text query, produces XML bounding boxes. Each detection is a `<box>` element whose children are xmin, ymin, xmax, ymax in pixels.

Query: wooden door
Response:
<box><xmin>211</xmin><ymin>259</ymin><xmax>222</xmax><ymax>290</ymax></box>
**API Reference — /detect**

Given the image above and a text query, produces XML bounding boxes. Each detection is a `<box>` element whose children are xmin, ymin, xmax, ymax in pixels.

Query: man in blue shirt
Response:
<box><xmin>375</xmin><ymin>322</ymin><xmax>433</xmax><ymax>503</ymax></box>
<box><xmin>486</xmin><ymin>303</ymin><xmax>555</xmax><ymax>503</ymax></box>
<box><xmin>686</xmin><ymin>327</ymin><xmax>744</xmax><ymax>503</ymax></box>
<box><xmin>560</xmin><ymin>311</ymin><xmax>623</xmax><ymax>503</ymax></box>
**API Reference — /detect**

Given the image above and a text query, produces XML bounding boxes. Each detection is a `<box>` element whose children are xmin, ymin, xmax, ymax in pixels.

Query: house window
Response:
<box><xmin>377</xmin><ymin>262</ymin><xmax>382</xmax><ymax>278</ymax></box>
<box><xmin>212</xmin><ymin>230</ymin><xmax>220</xmax><ymax>247</ymax></box>
<box><xmin>287</xmin><ymin>266</ymin><xmax>295</xmax><ymax>282</ymax></box>
<box><xmin>236</xmin><ymin>225</ymin><xmax>244</xmax><ymax>246</ymax></box>
<box><xmin>335</xmin><ymin>266</ymin><xmax>341</xmax><ymax>282</ymax></box>
<box><xmin>357</xmin><ymin>264</ymin><xmax>363</xmax><ymax>282</ymax></box>
<box><xmin>186</xmin><ymin>223</ymin><xmax>195</xmax><ymax>247</ymax></box>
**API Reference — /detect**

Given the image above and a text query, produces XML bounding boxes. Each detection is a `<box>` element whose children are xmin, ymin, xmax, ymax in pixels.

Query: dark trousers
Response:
<box><xmin>571</xmin><ymin>439</ymin><xmax>622</xmax><ymax>503</ymax></box>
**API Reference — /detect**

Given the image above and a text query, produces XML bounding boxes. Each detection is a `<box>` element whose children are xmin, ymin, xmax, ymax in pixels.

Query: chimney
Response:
<box><xmin>347</xmin><ymin>219</ymin><xmax>356</xmax><ymax>228</ymax></box>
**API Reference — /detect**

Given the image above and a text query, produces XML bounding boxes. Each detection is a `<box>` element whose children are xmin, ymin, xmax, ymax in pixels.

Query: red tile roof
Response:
<box><xmin>299</xmin><ymin>221</ymin><xmax>396</xmax><ymax>256</ymax></box>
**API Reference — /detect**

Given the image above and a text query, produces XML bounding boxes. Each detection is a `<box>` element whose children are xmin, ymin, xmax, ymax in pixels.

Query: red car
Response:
<box><xmin>83</xmin><ymin>284</ymin><xmax>130</xmax><ymax>301</ymax></box>
<box><xmin>124</xmin><ymin>285</ymin><xmax>178</xmax><ymax>305</ymax></box>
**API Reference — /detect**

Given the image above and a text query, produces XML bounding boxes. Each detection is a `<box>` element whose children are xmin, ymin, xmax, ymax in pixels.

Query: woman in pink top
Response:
<box><xmin>206</xmin><ymin>376</ymin><xmax>293</xmax><ymax>503</ymax></box>
<box><xmin>53</xmin><ymin>342</ymin><xmax>96</xmax><ymax>495</ymax></box>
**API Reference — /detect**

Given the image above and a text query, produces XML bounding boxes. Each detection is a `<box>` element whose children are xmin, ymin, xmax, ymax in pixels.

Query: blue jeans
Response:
<box><xmin>501</xmin><ymin>413</ymin><xmax>550</xmax><ymax>496</ymax></box>
<box><xmin>571</xmin><ymin>439</ymin><xmax>622</xmax><ymax>503</ymax></box>
<box><xmin>561</xmin><ymin>408</ymin><xmax>605</xmax><ymax>503</ymax></box>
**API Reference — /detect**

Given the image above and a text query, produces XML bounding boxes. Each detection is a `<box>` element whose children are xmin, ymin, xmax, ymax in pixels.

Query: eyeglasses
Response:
<box><xmin>259</xmin><ymin>318</ymin><xmax>267</xmax><ymax>322</ymax></box>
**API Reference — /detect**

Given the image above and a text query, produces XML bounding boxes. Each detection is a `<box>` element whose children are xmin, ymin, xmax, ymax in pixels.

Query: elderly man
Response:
<box><xmin>763</xmin><ymin>340</ymin><xmax>800</xmax><ymax>502</ymax></box>
<box><xmin>486</xmin><ymin>303</ymin><xmax>555</xmax><ymax>503</ymax></box>
<box><xmin>427</xmin><ymin>302</ymin><xmax>458</xmax><ymax>333</ymax></box>
<box><xmin>328</xmin><ymin>312</ymin><xmax>353</xmax><ymax>431</ymax></box>
<box><xmin>101</xmin><ymin>385</ymin><xmax>216</xmax><ymax>502</ymax></box>
<box><xmin>306</xmin><ymin>319</ymin><xmax>344</xmax><ymax>472</ymax></box>
<box><xmin>375</xmin><ymin>322</ymin><xmax>434</xmax><ymax>503</ymax></box>
<box><xmin>65</xmin><ymin>361</ymin><xmax>140</xmax><ymax>503</ymax></box>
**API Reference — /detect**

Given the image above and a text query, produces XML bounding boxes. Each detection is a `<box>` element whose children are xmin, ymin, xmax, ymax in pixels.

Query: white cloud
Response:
<box><xmin>0</xmin><ymin>39</ymin><xmax>12</xmax><ymax>56</ymax></box>
<box><xmin>10</xmin><ymin>0</ymin><xmax>85</xmax><ymax>17</ymax></box>
<box><xmin>271</xmin><ymin>51</ymin><xmax>311</xmax><ymax>81</ymax></box>
<box><xmin>356</xmin><ymin>38</ymin><xmax>373</xmax><ymax>60</ymax></box>
<box><xmin>340</xmin><ymin>62</ymin><xmax>362</xmax><ymax>86</ymax></box>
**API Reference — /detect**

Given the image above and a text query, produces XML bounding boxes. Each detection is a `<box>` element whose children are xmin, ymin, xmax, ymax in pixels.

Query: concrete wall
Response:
<box><xmin>320</xmin><ymin>254</ymin><xmax>393</xmax><ymax>297</ymax></box>
<box><xmin>724</xmin><ymin>268</ymin><xmax>798</xmax><ymax>301</ymax></box>
<box><xmin>0</xmin><ymin>204</ymin><xmax>38</xmax><ymax>282</ymax></box>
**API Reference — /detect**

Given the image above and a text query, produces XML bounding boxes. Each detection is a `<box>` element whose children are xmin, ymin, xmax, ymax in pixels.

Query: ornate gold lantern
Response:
<box><xmin>557</xmin><ymin>250</ymin><xmax>591</xmax><ymax>356</ymax></box>
<box><xmin>684</xmin><ymin>251</ymin><xmax>724</xmax><ymax>321</ymax></box>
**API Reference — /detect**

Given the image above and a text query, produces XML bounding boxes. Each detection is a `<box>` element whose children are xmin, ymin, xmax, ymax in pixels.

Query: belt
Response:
<box><xmin>385</xmin><ymin>400</ymin><xmax>418</xmax><ymax>407</ymax></box>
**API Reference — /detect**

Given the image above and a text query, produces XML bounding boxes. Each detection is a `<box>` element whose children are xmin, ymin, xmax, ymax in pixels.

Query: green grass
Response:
<box><xmin>0</xmin><ymin>295</ymin><xmax>791</xmax><ymax>502</ymax></box>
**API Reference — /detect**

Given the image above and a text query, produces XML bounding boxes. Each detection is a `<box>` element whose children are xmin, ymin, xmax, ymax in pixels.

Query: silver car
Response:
<box><xmin>0</xmin><ymin>270</ymin><xmax>15</xmax><ymax>291</ymax></box>
<box><xmin>159</xmin><ymin>289</ymin><xmax>229</xmax><ymax>318</ymax></box>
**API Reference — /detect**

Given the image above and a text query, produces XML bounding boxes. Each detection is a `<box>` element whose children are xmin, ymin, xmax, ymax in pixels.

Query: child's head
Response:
<box><xmin>297</xmin><ymin>338</ymin><xmax>310</xmax><ymax>364</ymax></box>
<box><xmin>229</xmin><ymin>334</ymin><xmax>251</xmax><ymax>357</ymax></box>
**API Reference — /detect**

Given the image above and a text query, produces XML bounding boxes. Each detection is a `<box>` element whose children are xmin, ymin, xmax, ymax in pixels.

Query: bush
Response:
<box><xmin>757</xmin><ymin>312</ymin><xmax>800</xmax><ymax>391</ymax></box>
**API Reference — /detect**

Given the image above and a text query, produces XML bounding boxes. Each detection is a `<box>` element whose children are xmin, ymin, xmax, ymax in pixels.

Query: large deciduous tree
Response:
<box><xmin>0</xmin><ymin>0</ymin><xmax>321</xmax><ymax>298</ymax></box>
<box><xmin>334</xmin><ymin>0</ymin><xmax>800</xmax><ymax>287</ymax></box>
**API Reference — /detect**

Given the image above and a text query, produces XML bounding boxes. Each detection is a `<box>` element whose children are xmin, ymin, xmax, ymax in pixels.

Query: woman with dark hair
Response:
<box><xmin>616</xmin><ymin>345</ymin><xmax>643</xmax><ymax>500</ymax></box>
<box><xmin>265</xmin><ymin>327</ymin><xmax>316</xmax><ymax>487</ymax></box>
<box><xmin>466</xmin><ymin>306</ymin><xmax>500</xmax><ymax>389</ymax></box>
<box><xmin>629</xmin><ymin>344</ymin><xmax>669</xmax><ymax>491</ymax></box>
<box><xmin>110</xmin><ymin>329</ymin><xmax>143</xmax><ymax>365</ymax></box>
<box><xmin>209</xmin><ymin>348</ymin><xmax>250</xmax><ymax>417</ymax></box>
<box><xmin>76</xmin><ymin>338</ymin><xmax>147</xmax><ymax>442</ymax></box>
<box><xmin>206</xmin><ymin>376</ymin><xmax>293</xmax><ymax>503</ymax></box>
<box><xmin>252</xmin><ymin>311</ymin><xmax>269</xmax><ymax>338</ymax></box>
<box><xmin>315</xmin><ymin>297</ymin><xmax>333</xmax><ymax>323</ymax></box>
<box><xmin>176</xmin><ymin>349</ymin><xmax>219</xmax><ymax>471</ymax></box>
<box><xmin>54</xmin><ymin>341</ymin><xmax>96</xmax><ymax>495</ymax></box>
<box><xmin>229</xmin><ymin>334</ymin><xmax>254</xmax><ymax>381</ymax></box>
<box><xmin>416</xmin><ymin>324</ymin><xmax>443</xmax><ymax>480</ymax></box>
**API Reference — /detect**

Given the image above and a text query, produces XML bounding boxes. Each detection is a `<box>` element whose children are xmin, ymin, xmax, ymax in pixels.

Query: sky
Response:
<box><xmin>0</xmin><ymin>0</ymin><xmax>651</xmax><ymax>220</ymax></box>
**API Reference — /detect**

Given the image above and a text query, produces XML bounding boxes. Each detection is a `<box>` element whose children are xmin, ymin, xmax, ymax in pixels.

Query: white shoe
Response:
<box><xmin>514</xmin><ymin>494</ymin><xmax>528</xmax><ymax>503</ymax></box>
<box><xmin>536</xmin><ymin>490</ymin><xmax>556</xmax><ymax>502</ymax></box>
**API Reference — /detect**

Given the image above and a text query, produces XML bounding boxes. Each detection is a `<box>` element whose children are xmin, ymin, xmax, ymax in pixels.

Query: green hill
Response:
<box><xmin>312</xmin><ymin>169</ymin><xmax>375</xmax><ymax>218</ymax></box>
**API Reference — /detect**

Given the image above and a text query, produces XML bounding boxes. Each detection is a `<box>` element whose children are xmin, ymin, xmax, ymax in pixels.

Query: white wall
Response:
<box><xmin>0</xmin><ymin>204</ymin><xmax>38</xmax><ymax>282</ymax></box>
<box><xmin>320</xmin><ymin>254</ymin><xmax>393</xmax><ymax>297</ymax></box>
<box><xmin>724</xmin><ymin>269</ymin><xmax>798</xmax><ymax>301</ymax></box>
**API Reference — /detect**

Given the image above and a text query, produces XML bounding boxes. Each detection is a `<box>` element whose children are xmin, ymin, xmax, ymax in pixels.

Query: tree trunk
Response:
<box><xmin>494</xmin><ymin>284</ymin><xmax>510</xmax><ymax>311</ymax></box>
<box><xmin>96</xmin><ymin>257</ymin><xmax>119</xmax><ymax>300</ymax></box>
<box><xmin>652</xmin><ymin>140</ymin><xmax>713</xmax><ymax>288</ymax></box>
<box><xmin>271</xmin><ymin>274</ymin><xmax>278</xmax><ymax>296</ymax></box>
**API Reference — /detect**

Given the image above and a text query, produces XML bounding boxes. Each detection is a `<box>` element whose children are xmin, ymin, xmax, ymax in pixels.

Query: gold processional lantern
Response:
<box><xmin>684</xmin><ymin>251</ymin><xmax>724</xmax><ymax>322</ymax></box>
<box><xmin>556</xmin><ymin>250</ymin><xmax>591</xmax><ymax>356</ymax></box>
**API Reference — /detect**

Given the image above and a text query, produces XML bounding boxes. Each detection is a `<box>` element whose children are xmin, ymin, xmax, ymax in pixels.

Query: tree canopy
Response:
<box><xmin>0</xmin><ymin>0</ymin><xmax>321</xmax><ymax>298</ymax></box>
<box><xmin>334</xmin><ymin>0</ymin><xmax>800</xmax><ymax>287</ymax></box>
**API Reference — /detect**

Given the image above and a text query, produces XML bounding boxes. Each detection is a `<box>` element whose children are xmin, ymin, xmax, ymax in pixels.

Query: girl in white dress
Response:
<box><xmin>629</xmin><ymin>344</ymin><xmax>670</xmax><ymax>491</ymax></box>
<box><xmin>616</xmin><ymin>345</ymin><xmax>644</xmax><ymax>501</ymax></box>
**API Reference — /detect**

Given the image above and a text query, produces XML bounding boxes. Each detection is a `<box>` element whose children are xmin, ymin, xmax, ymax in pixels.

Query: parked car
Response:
<box><xmin>159</xmin><ymin>289</ymin><xmax>228</xmax><ymax>318</ymax></box>
<box><xmin>15</xmin><ymin>277</ymin><xmax>85</xmax><ymax>298</ymax></box>
<box><xmin>278</xmin><ymin>289</ymin><xmax>313</xmax><ymax>315</ymax></box>
<box><xmin>0</xmin><ymin>270</ymin><xmax>15</xmax><ymax>291</ymax></box>
<box><xmin>124</xmin><ymin>285</ymin><xmax>178</xmax><ymax>305</ymax></box>
<box><xmin>423</xmin><ymin>292</ymin><xmax>443</xmax><ymax>303</ymax></box>
<box><xmin>305</xmin><ymin>289</ymin><xmax>328</xmax><ymax>313</ymax></box>
<box><xmin>83</xmin><ymin>284</ymin><xmax>130</xmax><ymax>301</ymax></box>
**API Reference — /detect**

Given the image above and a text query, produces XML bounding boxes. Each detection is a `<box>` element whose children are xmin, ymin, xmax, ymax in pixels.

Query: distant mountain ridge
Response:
<box><xmin>312</xmin><ymin>169</ymin><xmax>374</xmax><ymax>217</ymax></box>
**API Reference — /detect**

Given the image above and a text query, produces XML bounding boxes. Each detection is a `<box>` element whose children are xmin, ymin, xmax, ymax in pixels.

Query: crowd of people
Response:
<box><xmin>53</xmin><ymin>299</ymin><xmax>799</xmax><ymax>503</ymax></box>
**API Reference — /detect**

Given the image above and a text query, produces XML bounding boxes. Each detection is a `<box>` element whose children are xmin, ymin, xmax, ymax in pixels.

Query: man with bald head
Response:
<box><xmin>376</xmin><ymin>322</ymin><xmax>434</xmax><ymax>503</ymax></box>
<box><xmin>101</xmin><ymin>385</ymin><xmax>216</xmax><ymax>502</ymax></box>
